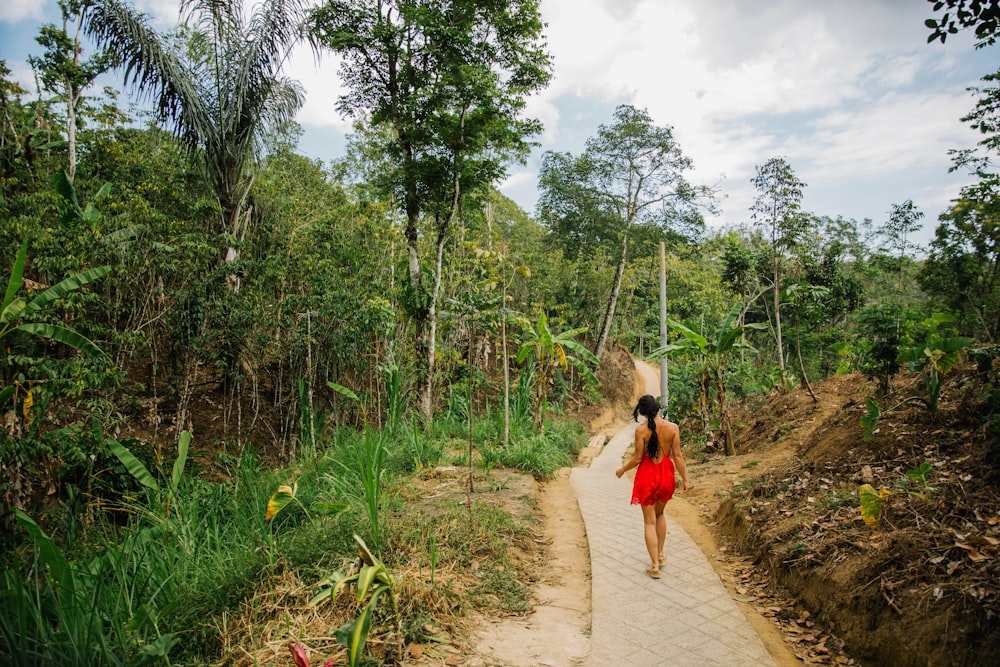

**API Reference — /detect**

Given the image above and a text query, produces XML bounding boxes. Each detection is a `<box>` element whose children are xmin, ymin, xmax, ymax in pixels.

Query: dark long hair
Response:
<box><xmin>633</xmin><ymin>394</ymin><xmax>661</xmax><ymax>459</ymax></box>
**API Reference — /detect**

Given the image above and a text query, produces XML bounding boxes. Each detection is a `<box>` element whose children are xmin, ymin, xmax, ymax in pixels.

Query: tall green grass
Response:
<box><xmin>1</xmin><ymin>395</ymin><xmax>586</xmax><ymax>665</ymax></box>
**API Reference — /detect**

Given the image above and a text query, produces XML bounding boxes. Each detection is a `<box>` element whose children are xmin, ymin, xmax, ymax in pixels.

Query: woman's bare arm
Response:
<box><xmin>616</xmin><ymin>429</ymin><xmax>646</xmax><ymax>478</ymax></box>
<box><xmin>669</xmin><ymin>424</ymin><xmax>692</xmax><ymax>491</ymax></box>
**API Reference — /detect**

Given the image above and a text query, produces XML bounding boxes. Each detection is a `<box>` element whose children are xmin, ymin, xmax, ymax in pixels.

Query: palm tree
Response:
<box><xmin>516</xmin><ymin>313</ymin><xmax>599</xmax><ymax>432</ymax></box>
<box><xmin>650</xmin><ymin>304</ymin><xmax>764</xmax><ymax>456</ymax></box>
<box><xmin>82</xmin><ymin>0</ymin><xmax>306</xmax><ymax>284</ymax></box>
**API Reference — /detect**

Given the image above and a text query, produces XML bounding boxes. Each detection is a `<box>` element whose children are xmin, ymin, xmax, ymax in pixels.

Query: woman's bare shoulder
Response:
<box><xmin>656</xmin><ymin>417</ymin><xmax>679</xmax><ymax>431</ymax></box>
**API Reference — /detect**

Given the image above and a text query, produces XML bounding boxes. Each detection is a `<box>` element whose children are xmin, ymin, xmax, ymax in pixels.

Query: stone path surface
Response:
<box><xmin>571</xmin><ymin>401</ymin><xmax>776</xmax><ymax>666</ymax></box>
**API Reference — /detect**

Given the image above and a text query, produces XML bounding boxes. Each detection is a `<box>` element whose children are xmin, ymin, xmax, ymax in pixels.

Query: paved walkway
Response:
<box><xmin>571</xmin><ymin>421</ymin><xmax>776</xmax><ymax>667</ymax></box>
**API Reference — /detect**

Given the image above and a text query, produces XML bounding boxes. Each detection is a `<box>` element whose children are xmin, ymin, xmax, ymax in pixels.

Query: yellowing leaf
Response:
<box><xmin>265</xmin><ymin>484</ymin><xmax>296</xmax><ymax>522</ymax></box>
<box><xmin>22</xmin><ymin>389</ymin><xmax>33</xmax><ymax>425</ymax></box>
<box><xmin>859</xmin><ymin>484</ymin><xmax>890</xmax><ymax>527</ymax></box>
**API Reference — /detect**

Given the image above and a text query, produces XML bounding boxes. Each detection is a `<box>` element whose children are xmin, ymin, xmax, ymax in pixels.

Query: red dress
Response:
<box><xmin>630</xmin><ymin>453</ymin><xmax>676</xmax><ymax>506</ymax></box>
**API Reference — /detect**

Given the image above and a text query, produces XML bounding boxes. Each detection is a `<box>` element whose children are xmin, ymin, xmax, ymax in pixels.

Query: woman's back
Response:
<box><xmin>635</xmin><ymin>416</ymin><xmax>678</xmax><ymax>464</ymax></box>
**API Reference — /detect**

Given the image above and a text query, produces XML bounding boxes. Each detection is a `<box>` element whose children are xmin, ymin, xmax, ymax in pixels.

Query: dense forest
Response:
<box><xmin>2</xmin><ymin>1</ymin><xmax>999</xmax><ymax>665</ymax></box>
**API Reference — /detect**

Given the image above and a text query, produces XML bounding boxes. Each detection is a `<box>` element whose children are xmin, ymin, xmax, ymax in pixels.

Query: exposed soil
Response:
<box><xmin>714</xmin><ymin>369</ymin><xmax>1000</xmax><ymax>666</ymax></box>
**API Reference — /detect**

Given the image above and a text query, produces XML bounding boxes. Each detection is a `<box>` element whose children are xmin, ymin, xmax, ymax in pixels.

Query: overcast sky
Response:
<box><xmin>2</xmin><ymin>0</ymin><xmax>997</xmax><ymax>246</ymax></box>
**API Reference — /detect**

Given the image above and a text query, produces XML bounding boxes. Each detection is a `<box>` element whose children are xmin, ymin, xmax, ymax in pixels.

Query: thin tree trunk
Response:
<box><xmin>773</xmin><ymin>256</ymin><xmax>786</xmax><ymax>381</ymax></box>
<box><xmin>66</xmin><ymin>81</ymin><xmax>77</xmax><ymax>182</ymax></box>
<box><xmin>502</xmin><ymin>280</ymin><xmax>510</xmax><ymax>446</ymax></box>
<box><xmin>795</xmin><ymin>320</ymin><xmax>818</xmax><ymax>402</ymax></box>
<box><xmin>595</xmin><ymin>233</ymin><xmax>629</xmax><ymax>361</ymax></box>
<box><xmin>419</xmin><ymin>230</ymin><xmax>447</xmax><ymax>418</ymax></box>
<box><xmin>717</xmin><ymin>366</ymin><xmax>734</xmax><ymax>456</ymax></box>
<box><xmin>467</xmin><ymin>327</ymin><xmax>474</xmax><ymax>495</ymax></box>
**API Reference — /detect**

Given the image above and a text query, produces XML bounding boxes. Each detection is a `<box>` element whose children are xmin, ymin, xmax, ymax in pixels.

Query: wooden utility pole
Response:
<box><xmin>659</xmin><ymin>242</ymin><xmax>669</xmax><ymax>417</ymax></box>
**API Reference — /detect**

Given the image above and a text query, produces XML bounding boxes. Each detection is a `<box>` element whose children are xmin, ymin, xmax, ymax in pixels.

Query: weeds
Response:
<box><xmin>859</xmin><ymin>462</ymin><xmax>939</xmax><ymax>526</ymax></box>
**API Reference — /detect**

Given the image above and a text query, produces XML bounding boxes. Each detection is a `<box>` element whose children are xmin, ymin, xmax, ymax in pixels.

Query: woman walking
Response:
<box><xmin>615</xmin><ymin>394</ymin><xmax>691</xmax><ymax>578</ymax></box>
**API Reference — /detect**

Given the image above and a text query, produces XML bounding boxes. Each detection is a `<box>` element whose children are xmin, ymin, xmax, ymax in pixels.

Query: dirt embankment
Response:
<box><xmin>706</xmin><ymin>371</ymin><xmax>1000</xmax><ymax>666</ymax></box>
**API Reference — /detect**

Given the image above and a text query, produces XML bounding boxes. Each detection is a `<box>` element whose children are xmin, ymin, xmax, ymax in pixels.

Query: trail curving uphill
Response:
<box><xmin>473</xmin><ymin>358</ymin><xmax>789</xmax><ymax>666</ymax></box>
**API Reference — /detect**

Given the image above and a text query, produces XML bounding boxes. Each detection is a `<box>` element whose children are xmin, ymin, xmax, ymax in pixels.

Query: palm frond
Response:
<box><xmin>82</xmin><ymin>0</ymin><xmax>211</xmax><ymax>145</ymax></box>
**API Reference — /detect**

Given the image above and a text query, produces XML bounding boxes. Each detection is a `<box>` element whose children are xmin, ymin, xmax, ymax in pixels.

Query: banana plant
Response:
<box><xmin>310</xmin><ymin>534</ymin><xmax>400</xmax><ymax>667</ymax></box>
<box><xmin>1</xmin><ymin>238</ymin><xmax>110</xmax><ymax>408</ymax></box>
<box><xmin>862</xmin><ymin>313</ymin><xmax>975</xmax><ymax>439</ymax></box>
<box><xmin>107</xmin><ymin>430</ymin><xmax>190</xmax><ymax>519</ymax></box>
<box><xmin>516</xmin><ymin>312</ymin><xmax>599</xmax><ymax>432</ymax></box>
<box><xmin>649</xmin><ymin>304</ymin><xmax>766</xmax><ymax>455</ymax></box>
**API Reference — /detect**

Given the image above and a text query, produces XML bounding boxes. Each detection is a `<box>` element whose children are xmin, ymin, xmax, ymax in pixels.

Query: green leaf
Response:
<box><xmin>327</xmin><ymin>381</ymin><xmax>360</xmax><ymax>402</ymax></box>
<box><xmin>0</xmin><ymin>386</ymin><xmax>14</xmax><ymax>406</ymax></box>
<box><xmin>22</xmin><ymin>265</ymin><xmax>111</xmax><ymax>317</ymax></box>
<box><xmin>2</xmin><ymin>239</ymin><xmax>27</xmax><ymax>315</ymax></box>
<box><xmin>860</xmin><ymin>398</ymin><xmax>881</xmax><ymax>440</ymax></box>
<box><xmin>0</xmin><ymin>297</ymin><xmax>26</xmax><ymax>326</ymax></box>
<box><xmin>15</xmin><ymin>323</ymin><xmax>107</xmax><ymax>358</ymax></box>
<box><xmin>335</xmin><ymin>612</ymin><xmax>371</xmax><ymax>667</ymax></box>
<box><xmin>906</xmin><ymin>461</ymin><xmax>933</xmax><ymax>485</ymax></box>
<box><xmin>94</xmin><ymin>181</ymin><xmax>113</xmax><ymax>200</ymax></box>
<box><xmin>666</xmin><ymin>318</ymin><xmax>710</xmax><ymax>353</ymax></box>
<box><xmin>567</xmin><ymin>355</ymin><xmax>599</xmax><ymax>387</ymax></box>
<box><xmin>355</xmin><ymin>564</ymin><xmax>379</xmax><ymax>601</ymax></box>
<box><xmin>15</xmin><ymin>509</ymin><xmax>74</xmax><ymax>599</ymax></box>
<box><xmin>560</xmin><ymin>338</ymin><xmax>599</xmax><ymax>366</ymax></box>
<box><xmin>53</xmin><ymin>169</ymin><xmax>83</xmax><ymax>220</ymax></box>
<box><xmin>313</xmin><ymin>502</ymin><xmax>350</xmax><ymax>515</ymax></box>
<box><xmin>107</xmin><ymin>438</ymin><xmax>159</xmax><ymax>490</ymax></box>
<box><xmin>170</xmin><ymin>431</ymin><xmax>191</xmax><ymax>493</ymax></box>
<box><xmin>138</xmin><ymin>633</ymin><xmax>178</xmax><ymax>658</ymax></box>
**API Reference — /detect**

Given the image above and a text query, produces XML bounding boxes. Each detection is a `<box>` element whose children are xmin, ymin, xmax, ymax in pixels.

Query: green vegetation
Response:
<box><xmin>2</xmin><ymin>1</ymin><xmax>1000</xmax><ymax>664</ymax></box>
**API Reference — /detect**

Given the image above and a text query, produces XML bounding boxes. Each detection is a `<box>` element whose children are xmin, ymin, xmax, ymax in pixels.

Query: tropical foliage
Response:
<box><xmin>1</xmin><ymin>2</ymin><xmax>999</xmax><ymax>664</ymax></box>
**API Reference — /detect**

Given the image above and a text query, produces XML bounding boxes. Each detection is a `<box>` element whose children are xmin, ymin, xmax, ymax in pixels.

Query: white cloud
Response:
<box><xmin>508</xmin><ymin>0</ymin><xmax>992</xmax><ymax>231</ymax></box>
<box><xmin>287</xmin><ymin>47</ymin><xmax>351</xmax><ymax>131</ymax></box>
<box><xmin>0</xmin><ymin>0</ymin><xmax>44</xmax><ymax>24</ymax></box>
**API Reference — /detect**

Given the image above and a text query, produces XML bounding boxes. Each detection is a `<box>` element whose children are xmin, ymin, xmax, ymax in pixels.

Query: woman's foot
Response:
<box><xmin>645</xmin><ymin>566</ymin><xmax>661</xmax><ymax>579</ymax></box>
<box><xmin>658</xmin><ymin>553</ymin><xmax>665</xmax><ymax>565</ymax></box>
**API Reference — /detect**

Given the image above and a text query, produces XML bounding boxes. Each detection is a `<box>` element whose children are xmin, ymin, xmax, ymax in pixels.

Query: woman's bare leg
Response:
<box><xmin>641</xmin><ymin>505</ymin><xmax>659</xmax><ymax>570</ymax></box>
<box><xmin>655</xmin><ymin>501</ymin><xmax>667</xmax><ymax>562</ymax></box>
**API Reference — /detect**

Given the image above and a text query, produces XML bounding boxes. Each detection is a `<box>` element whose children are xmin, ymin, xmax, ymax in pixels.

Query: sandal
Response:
<box><xmin>658</xmin><ymin>553</ymin><xmax>665</xmax><ymax>565</ymax></box>
<box><xmin>645</xmin><ymin>566</ymin><xmax>661</xmax><ymax>579</ymax></box>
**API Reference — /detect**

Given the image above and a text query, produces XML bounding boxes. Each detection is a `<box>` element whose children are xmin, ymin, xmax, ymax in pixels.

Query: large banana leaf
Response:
<box><xmin>15</xmin><ymin>323</ymin><xmax>107</xmax><ymax>358</ymax></box>
<box><xmin>107</xmin><ymin>438</ymin><xmax>158</xmax><ymax>490</ymax></box>
<box><xmin>21</xmin><ymin>265</ymin><xmax>111</xmax><ymax>317</ymax></box>
<box><xmin>15</xmin><ymin>509</ymin><xmax>75</xmax><ymax>601</ymax></box>
<box><xmin>0</xmin><ymin>298</ymin><xmax>26</xmax><ymax>326</ymax></box>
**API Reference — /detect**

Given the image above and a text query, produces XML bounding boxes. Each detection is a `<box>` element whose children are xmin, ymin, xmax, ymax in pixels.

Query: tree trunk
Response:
<box><xmin>418</xmin><ymin>229</ymin><xmax>447</xmax><ymax>418</ymax></box>
<box><xmin>595</xmin><ymin>233</ymin><xmax>629</xmax><ymax>361</ymax></box>
<box><xmin>773</xmin><ymin>255</ymin><xmax>786</xmax><ymax>382</ymax></box>
<box><xmin>795</xmin><ymin>307</ymin><xmax>818</xmax><ymax>402</ymax></box>
<box><xmin>66</xmin><ymin>80</ymin><xmax>77</xmax><ymax>182</ymax></box>
<box><xmin>502</xmin><ymin>288</ymin><xmax>510</xmax><ymax>446</ymax></box>
<box><xmin>717</xmin><ymin>367</ymin><xmax>734</xmax><ymax>456</ymax></box>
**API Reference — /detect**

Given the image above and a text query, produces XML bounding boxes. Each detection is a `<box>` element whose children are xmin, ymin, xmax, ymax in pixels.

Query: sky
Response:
<box><xmin>2</xmin><ymin>0</ymin><xmax>998</xmax><ymax>247</ymax></box>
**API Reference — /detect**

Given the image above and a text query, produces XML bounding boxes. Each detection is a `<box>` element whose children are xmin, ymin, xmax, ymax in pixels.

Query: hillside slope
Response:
<box><xmin>703</xmin><ymin>371</ymin><xmax>1000</xmax><ymax>666</ymax></box>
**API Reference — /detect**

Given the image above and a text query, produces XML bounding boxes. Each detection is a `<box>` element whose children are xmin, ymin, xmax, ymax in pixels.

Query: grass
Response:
<box><xmin>2</xmin><ymin>407</ymin><xmax>572</xmax><ymax>665</ymax></box>
<box><xmin>727</xmin><ymin>473</ymin><xmax>789</xmax><ymax>499</ymax></box>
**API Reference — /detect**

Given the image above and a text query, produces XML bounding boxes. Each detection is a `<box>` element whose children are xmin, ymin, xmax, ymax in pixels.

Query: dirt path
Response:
<box><xmin>474</xmin><ymin>359</ymin><xmax>802</xmax><ymax>666</ymax></box>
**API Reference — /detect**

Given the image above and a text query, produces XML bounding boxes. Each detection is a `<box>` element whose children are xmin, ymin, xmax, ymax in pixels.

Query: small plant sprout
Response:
<box><xmin>858</xmin><ymin>484</ymin><xmax>893</xmax><ymax>526</ymax></box>
<box><xmin>265</xmin><ymin>481</ymin><xmax>349</xmax><ymax>525</ymax></box>
<box><xmin>310</xmin><ymin>534</ymin><xmax>401</xmax><ymax>667</ymax></box>
<box><xmin>859</xmin><ymin>461</ymin><xmax>938</xmax><ymax>526</ymax></box>
<box><xmin>287</xmin><ymin>641</ymin><xmax>335</xmax><ymax>667</ymax></box>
